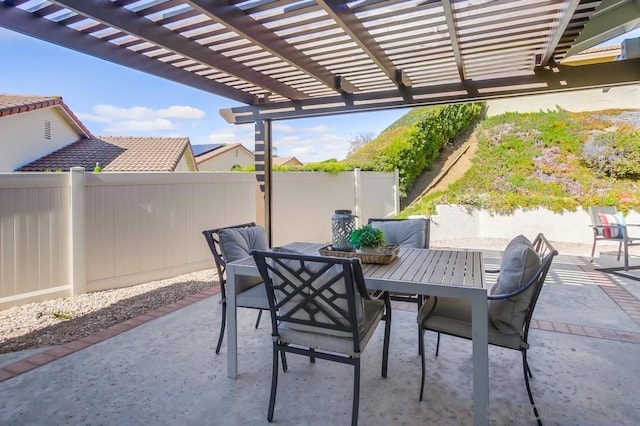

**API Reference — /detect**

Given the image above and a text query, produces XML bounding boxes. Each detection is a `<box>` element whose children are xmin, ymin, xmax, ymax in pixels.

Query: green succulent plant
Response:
<box><xmin>349</xmin><ymin>224</ymin><xmax>386</xmax><ymax>250</ymax></box>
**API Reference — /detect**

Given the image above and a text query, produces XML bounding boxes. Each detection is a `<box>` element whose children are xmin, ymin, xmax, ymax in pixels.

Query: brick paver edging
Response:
<box><xmin>573</xmin><ymin>255</ymin><xmax>640</xmax><ymax>327</ymax></box>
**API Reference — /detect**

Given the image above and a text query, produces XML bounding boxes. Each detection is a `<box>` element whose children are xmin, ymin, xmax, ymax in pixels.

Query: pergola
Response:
<box><xmin>2</xmin><ymin>0</ymin><xmax>640</xmax><ymax>237</ymax></box>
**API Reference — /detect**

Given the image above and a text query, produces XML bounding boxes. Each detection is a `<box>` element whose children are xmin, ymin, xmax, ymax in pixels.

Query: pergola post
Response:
<box><xmin>254</xmin><ymin>119</ymin><xmax>273</xmax><ymax>245</ymax></box>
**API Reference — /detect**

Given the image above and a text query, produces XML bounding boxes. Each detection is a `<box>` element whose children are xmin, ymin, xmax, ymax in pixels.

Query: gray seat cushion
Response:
<box><xmin>278</xmin><ymin>298</ymin><xmax>385</xmax><ymax>355</ymax></box>
<box><xmin>417</xmin><ymin>297</ymin><xmax>526</xmax><ymax>350</ymax></box>
<box><xmin>236</xmin><ymin>283</ymin><xmax>270</xmax><ymax>309</ymax></box>
<box><xmin>370</xmin><ymin>219</ymin><xmax>427</xmax><ymax>248</ymax></box>
<box><xmin>219</xmin><ymin>225</ymin><xmax>269</xmax><ymax>295</ymax></box>
<box><xmin>487</xmin><ymin>235</ymin><xmax>540</xmax><ymax>335</ymax></box>
<box><xmin>218</xmin><ymin>225</ymin><xmax>269</xmax><ymax>262</ymax></box>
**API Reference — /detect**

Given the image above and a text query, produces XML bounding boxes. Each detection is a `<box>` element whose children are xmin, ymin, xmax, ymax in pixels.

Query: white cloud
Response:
<box><xmin>305</xmin><ymin>125</ymin><xmax>331</xmax><ymax>133</ymax></box>
<box><xmin>273</xmin><ymin>123</ymin><xmax>295</xmax><ymax>133</ymax></box>
<box><xmin>275</xmin><ymin>133</ymin><xmax>349</xmax><ymax>162</ymax></box>
<box><xmin>75</xmin><ymin>113</ymin><xmax>112</xmax><ymax>123</ymax></box>
<box><xmin>93</xmin><ymin>104</ymin><xmax>155</xmax><ymax>120</ymax></box>
<box><xmin>158</xmin><ymin>105</ymin><xmax>205</xmax><ymax>119</ymax></box>
<box><xmin>79</xmin><ymin>103</ymin><xmax>205</xmax><ymax>135</ymax></box>
<box><xmin>105</xmin><ymin>118</ymin><xmax>173</xmax><ymax>132</ymax></box>
<box><xmin>207</xmin><ymin>131</ymin><xmax>236</xmax><ymax>142</ymax></box>
<box><xmin>204</xmin><ymin>124</ymin><xmax>255</xmax><ymax>151</ymax></box>
<box><xmin>201</xmin><ymin>123</ymin><xmax>351</xmax><ymax>162</ymax></box>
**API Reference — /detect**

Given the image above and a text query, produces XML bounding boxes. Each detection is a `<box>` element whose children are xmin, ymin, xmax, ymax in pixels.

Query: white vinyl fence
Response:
<box><xmin>0</xmin><ymin>169</ymin><xmax>398</xmax><ymax>308</ymax></box>
<box><xmin>272</xmin><ymin>170</ymin><xmax>399</xmax><ymax>245</ymax></box>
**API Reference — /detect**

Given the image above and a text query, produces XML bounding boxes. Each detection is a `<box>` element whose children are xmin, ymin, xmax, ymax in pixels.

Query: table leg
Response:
<box><xmin>471</xmin><ymin>293</ymin><xmax>489</xmax><ymax>426</ymax></box>
<box><xmin>227</xmin><ymin>264</ymin><xmax>238</xmax><ymax>379</ymax></box>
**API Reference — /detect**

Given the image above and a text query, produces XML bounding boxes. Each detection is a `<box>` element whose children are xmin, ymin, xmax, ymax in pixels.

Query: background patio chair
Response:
<box><xmin>368</xmin><ymin>217</ymin><xmax>430</xmax><ymax>307</ymax></box>
<box><xmin>417</xmin><ymin>233</ymin><xmax>557</xmax><ymax>426</ymax></box>
<box><xmin>588</xmin><ymin>206</ymin><xmax>640</xmax><ymax>270</ymax></box>
<box><xmin>202</xmin><ymin>222</ymin><xmax>269</xmax><ymax>354</ymax></box>
<box><xmin>252</xmin><ymin>249</ymin><xmax>392</xmax><ymax>426</ymax></box>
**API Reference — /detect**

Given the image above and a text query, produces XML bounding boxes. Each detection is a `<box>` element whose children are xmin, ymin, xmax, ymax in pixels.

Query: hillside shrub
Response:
<box><xmin>346</xmin><ymin>102</ymin><xmax>484</xmax><ymax>195</ymax></box>
<box><xmin>581</xmin><ymin>124</ymin><xmax>640</xmax><ymax>178</ymax></box>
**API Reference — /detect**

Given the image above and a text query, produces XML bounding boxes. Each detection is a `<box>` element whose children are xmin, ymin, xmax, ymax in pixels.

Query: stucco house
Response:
<box><xmin>0</xmin><ymin>94</ymin><xmax>93</xmax><ymax>172</ymax></box>
<box><xmin>1</xmin><ymin>93</ymin><xmax>197</xmax><ymax>172</ymax></box>
<box><xmin>194</xmin><ymin>143</ymin><xmax>254</xmax><ymax>171</ymax></box>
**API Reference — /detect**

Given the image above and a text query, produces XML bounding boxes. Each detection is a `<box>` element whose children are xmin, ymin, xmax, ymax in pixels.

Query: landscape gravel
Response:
<box><xmin>0</xmin><ymin>269</ymin><xmax>217</xmax><ymax>354</ymax></box>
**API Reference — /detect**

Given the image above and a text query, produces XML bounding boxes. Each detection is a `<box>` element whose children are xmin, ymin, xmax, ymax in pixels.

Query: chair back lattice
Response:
<box><xmin>202</xmin><ymin>222</ymin><xmax>257</xmax><ymax>298</ymax></box>
<box><xmin>253</xmin><ymin>250</ymin><xmax>367</xmax><ymax>351</ymax></box>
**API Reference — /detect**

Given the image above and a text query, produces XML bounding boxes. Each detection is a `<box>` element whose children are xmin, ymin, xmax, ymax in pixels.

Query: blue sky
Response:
<box><xmin>0</xmin><ymin>27</ymin><xmax>407</xmax><ymax>163</ymax></box>
<box><xmin>1</xmin><ymin>26</ymin><xmax>638</xmax><ymax>162</ymax></box>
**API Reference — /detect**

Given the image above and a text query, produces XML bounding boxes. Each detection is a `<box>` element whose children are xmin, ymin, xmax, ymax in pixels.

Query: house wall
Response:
<box><xmin>485</xmin><ymin>85</ymin><xmax>640</xmax><ymax>116</ymax></box>
<box><xmin>429</xmin><ymin>204</ymin><xmax>640</xmax><ymax>244</ymax></box>
<box><xmin>0</xmin><ymin>108</ymin><xmax>81</xmax><ymax>172</ymax></box>
<box><xmin>174</xmin><ymin>152</ymin><xmax>197</xmax><ymax>171</ymax></box>
<box><xmin>197</xmin><ymin>147</ymin><xmax>254</xmax><ymax>171</ymax></box>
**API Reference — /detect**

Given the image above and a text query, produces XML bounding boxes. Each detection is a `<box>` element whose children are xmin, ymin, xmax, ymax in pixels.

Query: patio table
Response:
<box><xmin>225</xmin><ymin>242</ymin><xmax>488</xmax><ymax>426</ymax></box>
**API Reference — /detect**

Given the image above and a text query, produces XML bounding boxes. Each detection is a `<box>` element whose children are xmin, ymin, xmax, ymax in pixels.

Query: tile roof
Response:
<box><xmin>0</xmin><ymin>93</ymin><xmax>93</xmax><ymax>138</ymax></box>
<box><xmin>17</xmin><ymin>136</ymin><xmax>189</xmax><ymax>172</ymax></box>
<box><xmin>194</xmin><ymin>143</ymin><xmax>253</xmax><ymax>164</ymax></box>
<box><xmin>192</xmin><ymin>143</ymin><xmax>224</xmax><ymax>157</ymax></box>
<box><xmin>272</xmin><ymin>156</ymin><xmax>302</xmax><ymax>166</ymax></box>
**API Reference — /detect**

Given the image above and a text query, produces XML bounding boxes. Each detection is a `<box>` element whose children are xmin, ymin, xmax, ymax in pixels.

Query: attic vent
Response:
<box><xmin>44</xmin><ymin>120</ymin><xmax>51</xmax><ymax>140</ymax></box>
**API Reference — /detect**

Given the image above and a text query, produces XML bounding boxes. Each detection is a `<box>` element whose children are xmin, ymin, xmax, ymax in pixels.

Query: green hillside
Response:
<box><xmin>401</xmin><ymin>109</ymin><xmax>640</xmax><ymax>216</ymax></box>
<box><xmin>343</xmin><ymin>103</ymin><xmax>483</xmax><ymax>194</ymax></box>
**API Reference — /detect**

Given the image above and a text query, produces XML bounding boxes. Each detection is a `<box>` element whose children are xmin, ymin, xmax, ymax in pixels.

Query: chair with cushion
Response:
<box><xmin>252</xmin><ymin>249</ymin><xmax>392</xmax><ymax>426</ymax></box>
<box><xmin>417</xmin><ymin>233</ymin><xmax>557</xmax><ymax>426</ymax></box>
<box><xmin>588</xmin><ymin>206</ymin><xmax>640</xmax><ymax>270</ymax></box>
<box><xmin>202</xmin><ymin>223</ymin><xmax>269</xmax><ymax>354</ymax></box>
<box><xmin>368</xmin><ymin>217</ymin><xmax>430</xmax><ymax>306</ymax></box>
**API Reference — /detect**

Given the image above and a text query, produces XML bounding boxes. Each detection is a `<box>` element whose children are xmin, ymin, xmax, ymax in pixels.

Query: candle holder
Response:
<box><xmin>331</xmin><ymin>209</ymin><xmax>356</xmax><ymax>252</ymax></box>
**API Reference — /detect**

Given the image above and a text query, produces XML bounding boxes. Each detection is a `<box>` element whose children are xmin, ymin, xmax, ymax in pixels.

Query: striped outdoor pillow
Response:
<box><xmin>598</xmin><ymin>212</ymin><xmax>625</xmax><ymax>239</ymax></box>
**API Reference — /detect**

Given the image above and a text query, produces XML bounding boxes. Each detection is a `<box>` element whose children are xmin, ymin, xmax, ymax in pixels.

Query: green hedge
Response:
<box><xmin>345</xmin><ymin>102</ymin><xmax>484</xmax><ymax>195</ymax></box>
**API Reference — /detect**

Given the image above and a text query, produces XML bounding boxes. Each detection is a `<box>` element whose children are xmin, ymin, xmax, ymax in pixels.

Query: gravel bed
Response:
<box><xmin>0</xmin><ymin>269</ymin><xmax>217</xmax><ymax>354</ymax></box>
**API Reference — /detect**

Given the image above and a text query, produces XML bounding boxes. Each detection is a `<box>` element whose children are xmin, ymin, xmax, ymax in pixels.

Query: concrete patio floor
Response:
<box><xmin>1</xmin><ymin>242</ymin><xmax>639</xmax><ymax>425</ymax></box>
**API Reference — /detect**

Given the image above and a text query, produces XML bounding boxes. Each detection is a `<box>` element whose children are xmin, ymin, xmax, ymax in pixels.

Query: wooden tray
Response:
<box><xmin>318</xmin><ymin>244</ymin><xmax>400</xmax><ymax>264</ymax></box>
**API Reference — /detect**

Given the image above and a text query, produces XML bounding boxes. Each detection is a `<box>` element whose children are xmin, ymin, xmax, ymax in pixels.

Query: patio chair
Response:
<box><xmin>588</xmin><ymin>206</ymin><xmax>640</xmax><ymax>271</ymax></box>
<box><xmin>252</xmin><ymin>249</ymin><xmax>392</xmax><ymax>426</ymax></box>
<box><xmin>368</xmin><ymin>217</ymin><xmax>430</xmax><ymax>307</ymax></box>
<box><xmin>417</xmin><ymin>233</ymin><xmax>557</xmax><ymax>426</ymax></box>
<box><xmin>202</xmin><ymin>223</ymin><xmax>269</xmax><ymax>354</ymax></box>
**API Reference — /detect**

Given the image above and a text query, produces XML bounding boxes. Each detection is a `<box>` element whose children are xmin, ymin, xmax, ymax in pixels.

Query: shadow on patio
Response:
<box><xmin>0</xmin><ymin>247</ymin><xmax>638</xmax><ymax>425</ymax></box>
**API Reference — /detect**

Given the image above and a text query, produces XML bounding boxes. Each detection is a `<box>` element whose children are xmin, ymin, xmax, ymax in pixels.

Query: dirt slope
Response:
<box><xmin>401</xmin><ymin>123</ymin><xmax>478</xmax><ymax>209</ymax></box>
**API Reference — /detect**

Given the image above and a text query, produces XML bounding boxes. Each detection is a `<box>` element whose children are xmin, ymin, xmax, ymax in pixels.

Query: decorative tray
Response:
<box><xmin>318</xmin><ymin>244</ymin><xmax>400</xmax><ymax>264</ymax></box>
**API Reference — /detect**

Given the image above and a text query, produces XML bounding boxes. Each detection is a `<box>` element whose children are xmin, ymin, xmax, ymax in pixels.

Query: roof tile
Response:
<box><xmin>17</xmin><ymin>136</ymin><xmax>189</xmax><ymax>172</ymax></box>
<box><xmin>0</xmin><ymin>93</ymin><xmax>93</xmax><ymax>138</ymax></box>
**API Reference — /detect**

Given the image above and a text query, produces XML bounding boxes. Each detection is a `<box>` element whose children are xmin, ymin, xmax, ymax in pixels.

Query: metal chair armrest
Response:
<box><xmin>487</xmin><ymin>274</ymin><xmax>538</xmax><ymax>300</ymax></box>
